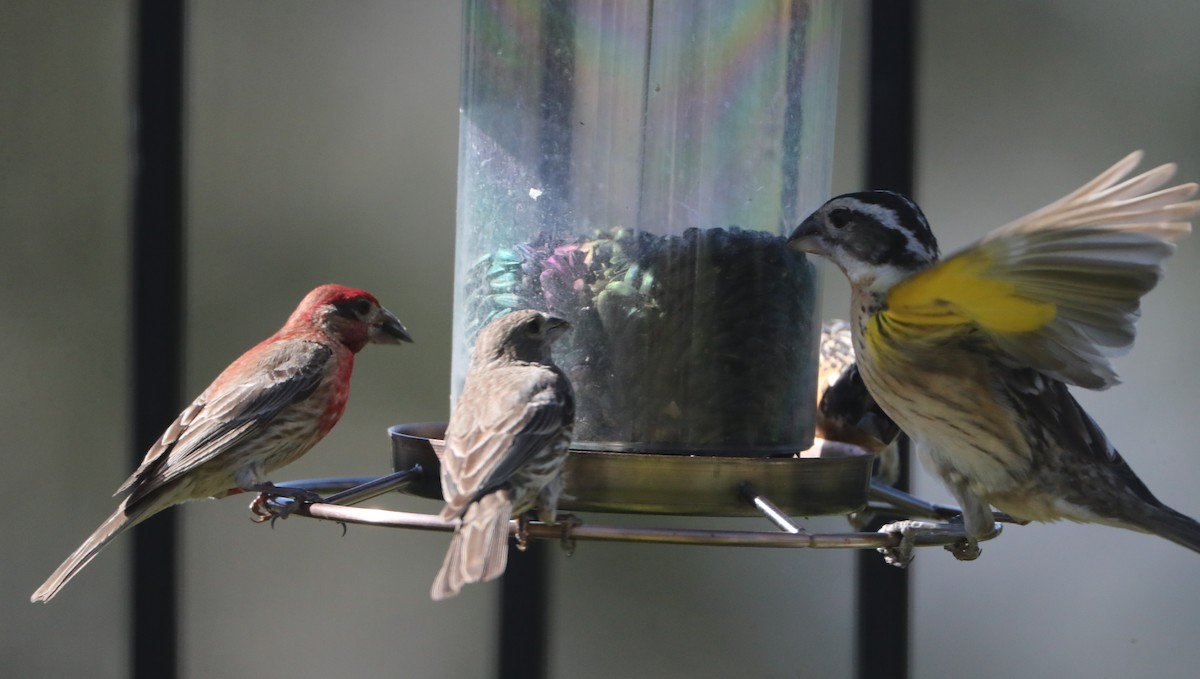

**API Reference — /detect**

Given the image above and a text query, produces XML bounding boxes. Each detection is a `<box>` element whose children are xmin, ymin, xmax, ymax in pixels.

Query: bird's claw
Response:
<box><xmin>942</xmin><ymin>513</ymin><xmax>982</xmax><ymax>560</ymax></box>
<box><xmin>877</xmin><ymin>519</ymin><xmax>938</xmax><ymax>568</ymax></box>
<box><xmin>557</xmin><ymin>514</ymin><xmax>581</xmax><ymax>556</ymax></box>
<box><xmin>513</xmin><ymin>513</ymin><xmax>579</xmax><ymax>553</ymax></box>
<box><xmin>248</xmin><ymin>494</ymin><xmax>297</xmax><ymax>526</ymax></box>
<box><xmin>246</xmin><ymin>494</ymin><xmax>288</xmax><ymax>527</ymax></box>
<box><xmin>248</xmin><ymin>486</ymin><xmax>323</xmax><ymax>526</ymax></box>
<box><xmin>249</xmin><ymin>493</ymin><xmax>278</xmax><ymax>522</ymax></box>
<box><xmin>945</xmin><ymin>538</ymin><xmax>981</xmax><ymax>561</ymax></box>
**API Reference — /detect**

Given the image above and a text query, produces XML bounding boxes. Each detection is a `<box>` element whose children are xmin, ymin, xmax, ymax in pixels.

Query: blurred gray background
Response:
<box><xmin>5</xmin><ymin>1</ymin><xmax>1199</xmax><ymax>677</ymax></box>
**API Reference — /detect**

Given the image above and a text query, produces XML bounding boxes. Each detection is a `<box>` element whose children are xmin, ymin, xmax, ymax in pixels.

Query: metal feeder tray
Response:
<box><xmin>261</xmin><ymin>422</ymin><xmax>1011</xmax><ymax>559</ymax></box>
<box><xmin>390</xmin><ymin>422</ymin><xmax>872</xmax><ymax>517</ymax></box>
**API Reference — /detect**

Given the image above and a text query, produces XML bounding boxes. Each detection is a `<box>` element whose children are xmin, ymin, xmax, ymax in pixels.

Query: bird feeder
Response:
<box><xmin>269</xmin><ymin>0</ymin><xmax>1006</xmax><ymax>556</ymax></box>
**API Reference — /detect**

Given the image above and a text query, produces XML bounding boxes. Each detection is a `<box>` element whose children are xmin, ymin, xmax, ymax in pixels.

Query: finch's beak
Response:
<box><xmin>372</xmin><ymin>308</ymin><xmax>414</xmax><ymax>344</ymax></box>
<box><xmin>544</xmin><ymin>316</ymin><xmax>572</xmax><ymax>342</ymax></box>
<box><xmin>856</xmin><ymin>412</ymin><xmax>902</xmax><ymax>448</ymax></box>
<box><xmin>787</xmin><ymin>215</ymin><xmax>827</xmax><ymax>256</ymax></box>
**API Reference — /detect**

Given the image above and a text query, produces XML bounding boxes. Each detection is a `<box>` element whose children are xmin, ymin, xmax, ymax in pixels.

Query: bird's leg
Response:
<box><xmin>516</xmin><ymin>513</ymin><xmax>531</xmax><ymax>552</ymax></box>
<box><xmin>533</xmin><ymin>479</ymin><xmax>580</xmax><ymax>554</ymax></box>
<box><xmin>535</xmin><ymin>477</ymin><xmax>564</xmax><ymax>524</ymax></box>
<box><xmin>944</xmin><ymin>482</ymin><xmax>989</xmax><ymax>561</ymax></box>
<box><xmin>557</xmin><ymin>514</ymin><xmax>581</xmax><ymax>556</ymax></box>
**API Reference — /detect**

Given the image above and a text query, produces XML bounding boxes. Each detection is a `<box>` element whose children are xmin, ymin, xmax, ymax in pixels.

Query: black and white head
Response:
<box><xmin>788</xmin><ymin>191</ymin><xmax>940</xmax><ymax>290</ymax></box>
<box><xmin>473</xmin><ymin>309</ymin><xmax>572</xmax><ymax>366</ymax></box>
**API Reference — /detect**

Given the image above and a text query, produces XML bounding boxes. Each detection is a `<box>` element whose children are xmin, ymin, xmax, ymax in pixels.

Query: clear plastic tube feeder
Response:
<box><xmin>452</xmin><ymin>0</ymin><xmax>841</xmax><ymax>456</ymax></box>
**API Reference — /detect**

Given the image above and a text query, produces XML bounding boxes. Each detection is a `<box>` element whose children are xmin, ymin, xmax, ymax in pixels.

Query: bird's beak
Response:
<box><xmin>544</xmin><ymin>316</ymin><xmax>572</xmax><ymax>342</ymax></box>
<box><xmin>857</xmin><ymin>412</ymin><xmax>902</xmax><ymax>448</ymax></box>
<box><xmin>372</xmin><ymin>308</ymin><xmax>414</xmax><ymax>344</ymax></box>
<box><xmin>787</xmin><ymin>215</ymin><xmax>826</xmax><ymax>255</ymax></box>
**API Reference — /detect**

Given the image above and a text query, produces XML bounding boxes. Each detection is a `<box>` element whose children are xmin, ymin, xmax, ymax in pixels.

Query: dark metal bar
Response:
<box><xmin>865</xmin><ymin>0</ymin><xmax>916</xmax><ymax>195</ymax></box>
<box><xmin>868</xmin><ymin>481</ymin><xmax>1028</xmax><ymax>525</ymax></box>
<box><xmin>259</xmin><ymin>468</ymin><xmax>426</xmax><ymax>517</ymax></box>
<box><xmin>273</xmin><ymin>476</ymin><xmax>386</xmax><ymax>497</ymax></box>
<box><xmin>859</xmin><ymin>2</ymin><xmax>916</xmax><ymax>678</ymax></box>
<box><xmin>308</xmin><ymin>466</ymin><xmax>424</xmax><ymax>506</ymax></box>
<box><xmin>499</xmin><ymin>539</ymin><xmax>549</xmax><ymax>679</ymax></box>
<box><xmin>131</xmin><ymin>1</ymin><xmax>185</xmax><ymax>678</ymax></box>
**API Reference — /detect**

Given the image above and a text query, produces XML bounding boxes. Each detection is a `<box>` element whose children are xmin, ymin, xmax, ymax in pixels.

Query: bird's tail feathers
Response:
<box><xmin>431</xmin><ymin>492</ymin><xmax>513</xmax><ymax>600</ymax></box>
<box><xmin>1135</xmin><ymin>505</ymin><xmax>1200</xmax><ymax>555</ymax></box>
<box><xmin>31</xmin><ymin>500</ymin><xmax>151</xmax><ymax>603</ymax></box>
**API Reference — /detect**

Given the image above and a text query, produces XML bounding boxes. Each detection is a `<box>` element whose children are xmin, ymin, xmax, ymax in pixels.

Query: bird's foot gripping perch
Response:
<box><xmin>556</xmin><ymin>514</ymin><xmax>582</xmax><ymax>556</ymax></box>
<box><xmin>876</xmin><ymin>519</ymin><xmax>939</xmax><ymax>568</ymax></box>
<box><xmin>249</xmin><ymin>484</ymin><xmax>325</xmax><ymax>525</ymax></box>
<box><xmin>513</xmin><ymin>514</ymin><xmax>583</xmax><ymax>555</ymax></box>
<box><xmin>516</xmin><ymin>514</ymin><xmax>531</xmax><ymax>552</ymax></box>
<box><xmin>944</xmin><ymin>535</ymin><xmax>982</xmax><ymax>561</ymax></box>
<box><xmin>876</xmin><ymin>516</ymin><xmax>989</xmax><ymax>566</ymax></box>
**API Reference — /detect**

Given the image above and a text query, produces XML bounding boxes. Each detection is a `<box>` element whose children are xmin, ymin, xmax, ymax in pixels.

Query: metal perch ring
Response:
<box><xmin>264</xmin><ymin>461</ymin><xmax>1008</xmax><ymax>554</ymax></box>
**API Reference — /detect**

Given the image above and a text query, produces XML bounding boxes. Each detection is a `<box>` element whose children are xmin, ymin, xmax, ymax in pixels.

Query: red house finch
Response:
<box><xmin>790</xmin><ymin>152</ymin><xmax>1200</xmax><ymax>561</ymax></box>
<box><xmin>432</xmin><ymin>310</ymin><xmax>574</xmax><ymax>600</ymax></box>
<box><xmin>31</xmin><ymin>284</ymin><xmax>411</xmax><ymax>602</ymax></box>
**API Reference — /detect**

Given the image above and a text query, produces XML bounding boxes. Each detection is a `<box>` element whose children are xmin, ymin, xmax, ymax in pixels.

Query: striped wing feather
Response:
<box><xmin>117</xmin><ymin>340</ymin><xmax>333</xmax><ymax>503</ymax></box>
<box><xmin>439</xmin><ymin>365</ymin><xmax>568</xmax><ymax>520</ymax></box>
<box><xmin>883</xmin><ymin>152</ymin><xmax>1198</xmax><ymax>389</ymax></box>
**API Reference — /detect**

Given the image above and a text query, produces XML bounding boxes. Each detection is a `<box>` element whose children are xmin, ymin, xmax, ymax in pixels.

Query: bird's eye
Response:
<box><xmin>828</xmin><ymin>208</ymin><xmax>853</xmax><ymax>229</ymax></box>
<box><xmin>526</xmin><ymin>318</ymin><xmax>543</xmax><ymax>335</ymax></box>
<box><xmin>337</xmin><ymin>297</ymin><xmax>372</xmax><ymax>319</ymax></box>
